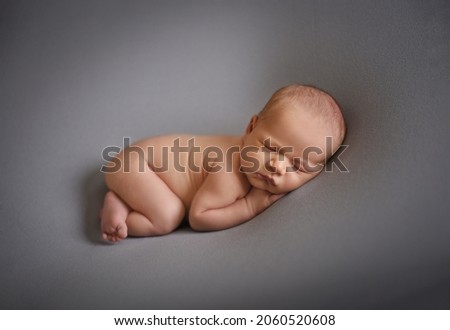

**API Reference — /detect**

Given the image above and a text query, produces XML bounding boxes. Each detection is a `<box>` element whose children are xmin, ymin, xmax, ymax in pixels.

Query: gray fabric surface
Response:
<box><xmin>1</xmin><ymin>0</ymin><xmax>449</xmax><ymax>309</ymax></box>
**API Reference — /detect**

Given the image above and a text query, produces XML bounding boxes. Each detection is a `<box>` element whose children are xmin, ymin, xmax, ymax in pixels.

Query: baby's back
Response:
<box><xmin>132</xmin><ymin>134</ymin><xmax>243</xmax><ymax>211</ymax></box>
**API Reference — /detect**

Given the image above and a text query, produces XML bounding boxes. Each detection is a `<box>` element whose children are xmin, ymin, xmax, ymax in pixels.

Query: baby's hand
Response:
<box><xmin>245</xmin><ymin>187</ymin><xmax>285</xmax><ymax>217</ymax></box>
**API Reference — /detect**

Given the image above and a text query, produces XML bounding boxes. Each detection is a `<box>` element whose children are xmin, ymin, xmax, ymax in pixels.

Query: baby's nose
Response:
<box><xmin>269</xmin><ymin>158</ymin><xmax>286</xmax><ymax>175</ymax></box>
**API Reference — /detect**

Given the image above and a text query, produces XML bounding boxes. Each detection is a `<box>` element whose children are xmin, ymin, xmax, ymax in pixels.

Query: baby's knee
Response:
<box><xmin>153</xmin><ymin>224</ymin><xmax>176</xmax><ymax>236</ymax></box>
<box><xmin>154</xmin><ymin>203</ymin><xmax>185</xmax><ymax>235</ymax></box>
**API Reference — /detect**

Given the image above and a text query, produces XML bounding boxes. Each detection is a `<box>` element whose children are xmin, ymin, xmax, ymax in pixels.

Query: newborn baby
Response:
<box><xmin>100</xmin><ymin>84</ymin><xmax>346</xmax><ymax>242</ymax></box>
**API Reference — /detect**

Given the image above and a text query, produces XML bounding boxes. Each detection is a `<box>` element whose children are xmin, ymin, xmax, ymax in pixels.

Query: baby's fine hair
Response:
<box><xmin>260</xmin><ymin>84</ymin><xmax>346</xmax><ymax>144</ymax></box>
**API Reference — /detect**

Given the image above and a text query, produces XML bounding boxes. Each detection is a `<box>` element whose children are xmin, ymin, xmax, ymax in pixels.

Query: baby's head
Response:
<box><xmin>241</xmin><ymin>84</ymin><xmax>346</xmax><ymax>194</ymax></box>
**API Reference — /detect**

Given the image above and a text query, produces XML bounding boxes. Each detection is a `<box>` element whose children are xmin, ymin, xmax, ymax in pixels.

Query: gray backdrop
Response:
<box><xmin>1</xmin><ymin>0</ymin><xmax>449</xmax><ymax>309</ymax></box>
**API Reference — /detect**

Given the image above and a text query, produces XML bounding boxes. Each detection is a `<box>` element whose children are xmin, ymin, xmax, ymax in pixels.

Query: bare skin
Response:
<box><xmin>100</xmin><ymin>191</ymin><xmax>129</xmax><ymax>242</ymax></box>
<box><xmin>99</xmin><ymin>86</ymin><xmax>344</xmax><ymax>242</ymax></box>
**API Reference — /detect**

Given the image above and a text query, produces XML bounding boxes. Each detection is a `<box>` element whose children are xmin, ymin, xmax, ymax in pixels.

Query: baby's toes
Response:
<box><xmin>116</xmin><ymin>224</ymin><xmax>128</xmax><ymax>239</ymax></box>
<box><xmin>103</xmin><ymin>233</ymin><xmax>114</xmax><ymax>242</ymax></box>
<box><xmin>102</xmin><ymin>228</ymin><xmax>116</xmax><ymax>242</ymax></box>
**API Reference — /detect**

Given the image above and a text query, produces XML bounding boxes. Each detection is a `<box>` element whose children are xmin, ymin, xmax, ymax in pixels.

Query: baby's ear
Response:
<box><xmin>245</xmin><ymin>115</ymin><xmax>259</xmax><ymax>134</ymax></box>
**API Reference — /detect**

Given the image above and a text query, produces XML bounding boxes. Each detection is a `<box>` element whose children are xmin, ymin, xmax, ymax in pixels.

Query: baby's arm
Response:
<box><xmin>189</xmin><ymin>171</ymin><xmax>284</xmax><ymax>231</ymax></box>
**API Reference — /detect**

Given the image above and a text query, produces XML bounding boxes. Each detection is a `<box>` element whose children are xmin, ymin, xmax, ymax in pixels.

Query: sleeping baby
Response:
<box><xmin>99</xmin><ymin>84</ymin><xmax>346</xmax><ymax>242</ymax></box>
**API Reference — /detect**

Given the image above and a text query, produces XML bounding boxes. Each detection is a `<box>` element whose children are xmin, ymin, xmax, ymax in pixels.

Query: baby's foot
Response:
<box><xmin>100</xmin><ymin>191</ymin><xmax>130</xmax><ymax>242</ymax></box>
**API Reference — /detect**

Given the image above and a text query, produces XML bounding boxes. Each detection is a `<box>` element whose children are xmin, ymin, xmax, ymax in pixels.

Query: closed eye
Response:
<box><xmin>291</xmin><ymin>158</ymin><xmax>308</xmax><ymax>173</ymax></box>
<box><xmin>295</xmin><ymin>165</ymin><xmax>306</xmax><ymax>173</ymax></box>
<box><xmin>263</xmin><ymin>146</ymin><xmax>276</xmax><ymax>152</ymax></box>
<box><xmin>262</xmin><ymin>143</ymin><xmax>277</xmax><ymax>152</ymax></box>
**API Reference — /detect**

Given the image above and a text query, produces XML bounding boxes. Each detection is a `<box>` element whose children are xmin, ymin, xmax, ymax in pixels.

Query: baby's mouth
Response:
<box><xmin>256</xmin><ymin>172</ymin><xmax>275</xmax><ymax>185</ymax></box>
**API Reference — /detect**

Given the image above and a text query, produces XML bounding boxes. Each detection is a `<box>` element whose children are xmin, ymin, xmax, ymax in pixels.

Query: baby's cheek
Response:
<box><xmin>284</xmin><ymin>175</ymin><xmax>306</xmax><ymax>191</ymax></box>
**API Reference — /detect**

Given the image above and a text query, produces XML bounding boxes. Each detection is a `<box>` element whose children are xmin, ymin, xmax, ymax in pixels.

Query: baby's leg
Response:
<box><xmin>100</xmin><ymin>190</ymin><xmax>130</xmax><ymax>242</ymax></box>
<box><xmin>102</xmin><ymin>151</ymin><xmax>185</xmax><ymax>241</ymax></box>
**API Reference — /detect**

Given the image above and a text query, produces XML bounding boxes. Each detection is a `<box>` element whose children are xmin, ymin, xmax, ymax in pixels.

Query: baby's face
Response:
<box><xmin>241</xmin><ymin>109</ymin><xmax>335</xmax><ymax>194</ymax></box>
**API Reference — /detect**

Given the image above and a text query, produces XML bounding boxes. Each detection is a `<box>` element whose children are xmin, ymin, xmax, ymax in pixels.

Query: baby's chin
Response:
<box><xmin>266</xmin><ymin>186</ymin><xmax>292</xmax><ymax>194</ymax></box>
